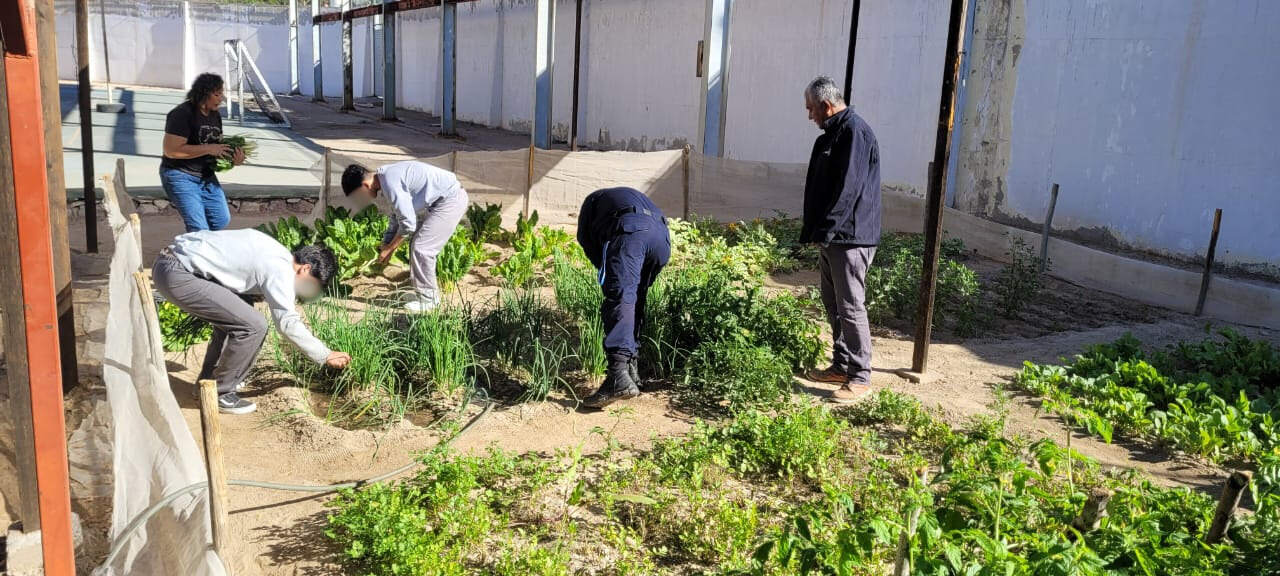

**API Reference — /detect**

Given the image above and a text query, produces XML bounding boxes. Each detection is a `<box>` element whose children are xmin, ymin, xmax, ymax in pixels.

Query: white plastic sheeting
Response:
<box><xmin>91</xmin><ymin>162</ymin><xmax>223</xmax><ymax>576</ymax></box>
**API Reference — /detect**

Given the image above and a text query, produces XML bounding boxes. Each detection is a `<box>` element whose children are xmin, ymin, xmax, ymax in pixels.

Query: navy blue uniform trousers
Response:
<box><xmin>577</xmin><ymin>187</ymin><xmax>671</xmax><ymax>358</ymax></box>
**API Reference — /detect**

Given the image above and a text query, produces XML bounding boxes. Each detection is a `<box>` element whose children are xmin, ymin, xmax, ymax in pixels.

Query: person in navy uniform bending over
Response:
<box><xmin>576</xmin><ymin>187</ymin><xmax>671</xmax><ymax>409</ymax></box>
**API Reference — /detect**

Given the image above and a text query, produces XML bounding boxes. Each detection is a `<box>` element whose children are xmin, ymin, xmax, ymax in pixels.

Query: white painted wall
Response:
<box><xmin>1002</xmin><ymin>0</ymin><xmax>1280</xmax><ymax>273</ymax></box>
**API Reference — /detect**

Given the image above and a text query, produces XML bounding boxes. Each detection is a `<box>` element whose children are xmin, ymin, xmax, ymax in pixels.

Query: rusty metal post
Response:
<box><xmin>1</xmin><ymin>2</ymin><xmax>78</xmax><ymax>570</ymax></box>
<box><xmin>1195</xmin><ymin>208</ymin><xmax>1222</xmax><ymax>316</ymax></box>
<box><xmin>908</xmin><ymin>0</ymin><xmax>966</xmax><ymax>377</ymax></box>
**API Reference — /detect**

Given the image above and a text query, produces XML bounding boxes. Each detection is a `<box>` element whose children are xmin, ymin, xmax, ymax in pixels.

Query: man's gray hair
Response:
<box><xmin>805</xmin><ymin>75</ymin><xmax>845</xmax><ymax>106</ymax></box>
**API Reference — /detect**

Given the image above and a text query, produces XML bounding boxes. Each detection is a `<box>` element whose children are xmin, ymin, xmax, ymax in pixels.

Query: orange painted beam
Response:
<box><xmin>2</xmin><ymin>0</ymin><xmax>77</xmax><ymax>574</ymax></box>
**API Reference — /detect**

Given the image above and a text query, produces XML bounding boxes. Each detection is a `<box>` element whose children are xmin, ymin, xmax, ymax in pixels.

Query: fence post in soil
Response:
<box><xmin>1206</xmin><ymin>470</ymin><xmax>1250</xmax><ymax>544</ymax></box>
<box><xmin>1039</xmin><ymin>183</ymin><xmax>1058</xmax><ymax>273</ymax></box>
<box><xmin>320</xmin><ymin>148</ymin><xmax>331</xmax><ymax>212</ymax></box>
<box><xmin>904</xmin><ymin>0</ymin><xmax>965</xmax><ymax>382</ymax></box>
<box><xmin>1071</xmin><ymin>488</ymin><xmax>1112</xmax><ymax>534</ymax></box>
<box><xmin>682</xmin><ymin>145</ymin><xmax>691</xmax><ymax>219</ymax></box>
<box><xmin>892</xmin><ymin>467</ymin><xmax>929</xmax><ymax>576</ymax></box>
<box><xmin>199</xmin><ymin>379</ymin><xmax>232</xmax><ymax>566</ymax></box>
<box><xmin>1194</xmin><ymin>208</ymin><xmax>1222</xmax><ymax>316</ymax></box>
<box><xmin>525</xmin><ymin>143</ymin><xmax>534</xmax><ymax>217</ymax></box>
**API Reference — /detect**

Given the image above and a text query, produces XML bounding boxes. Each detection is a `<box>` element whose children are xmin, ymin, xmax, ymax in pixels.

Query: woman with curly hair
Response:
<box><xmin>161</xmin><ymin>73</ymin><xmax>245</xmax><ymax>232</ymax></box>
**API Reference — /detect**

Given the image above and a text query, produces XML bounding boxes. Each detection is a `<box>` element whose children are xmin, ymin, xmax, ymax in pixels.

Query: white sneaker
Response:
<box><xmin>404</xmin><ymin>298</ymin><xmax>438</xmax><ymax>314</ymax></box>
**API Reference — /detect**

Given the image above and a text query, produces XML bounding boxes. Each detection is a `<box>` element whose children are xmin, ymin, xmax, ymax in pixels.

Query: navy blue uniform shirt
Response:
<box><xmin>576</xmin><ymin>187</ymin><xmax>666</xmax><ymax>269</ymax></box>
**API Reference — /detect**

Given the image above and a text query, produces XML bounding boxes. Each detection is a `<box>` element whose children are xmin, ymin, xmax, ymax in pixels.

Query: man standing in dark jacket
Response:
<box><xmin>799</xmin><ymin>75</ymin><xmax>881</xmax><ymax>403</ymax></box>
<box><xmin>576</xmin><ymin>187</ymin><xmax>671</xmax><ymax>409</ymax></box>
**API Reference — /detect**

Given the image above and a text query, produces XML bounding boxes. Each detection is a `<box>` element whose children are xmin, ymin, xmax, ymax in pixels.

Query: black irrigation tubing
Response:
<box><xmin>100</xmin><ymin>387</ymin><xmax>494</xmax><ymax>570</ymax></box>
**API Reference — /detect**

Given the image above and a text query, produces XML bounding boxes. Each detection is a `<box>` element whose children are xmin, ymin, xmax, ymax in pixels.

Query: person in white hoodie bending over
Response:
<box><xmin>152</xmin><ymin>229</ymin><xmax>352</xmax><ymax>414</ymax></box>
<box><xmin>341</xmin><ymin>161</ymin><xmax>470</xmax><ymax>313</ymax></box>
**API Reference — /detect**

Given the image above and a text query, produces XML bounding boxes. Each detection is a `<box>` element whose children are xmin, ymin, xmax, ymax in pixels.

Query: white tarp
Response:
<box><xmin>92</xmin><ymin>162</ymin><xmax>223</xmax><ymax>576</ymax></box>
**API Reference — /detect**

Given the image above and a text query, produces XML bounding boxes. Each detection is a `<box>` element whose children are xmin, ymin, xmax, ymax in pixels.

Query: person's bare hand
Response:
<box><xmin>325</xmin><ymin>351</ymin><xmax>352</xmax><ymax>369</ymax></box>
<box><xmin>377</xmin><ymin>245</ymin><xmax>395</xmax><ymax>266</ymax></box>
<box><xmin>232</xmin><ymin>147</ymin><xmax>246</xmax><ymax>165</ymax></box>
<box><xmin>206</xmin><ymin>143</ymin><xmax>232</xmax><ymax>158</ymax></box>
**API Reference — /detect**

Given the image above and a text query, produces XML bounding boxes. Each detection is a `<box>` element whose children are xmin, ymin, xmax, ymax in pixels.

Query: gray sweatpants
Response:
<box><xmin>818</xmin><ymin>244</ymin><xmax>877</xmax><ymax>383</ymax></box>
<box><xmin>409</xmin><ymin>189</ymin><xmax>469</xmax><ymax>303</ymax></box>
<box><xmin>153</xmin><ymin>254</ymin><xmax>268</xmax><ymax>395</ymax></box>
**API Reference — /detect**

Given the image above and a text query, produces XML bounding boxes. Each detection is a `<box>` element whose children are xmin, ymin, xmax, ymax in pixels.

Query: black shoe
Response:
<box><xmin>217</xmin><ymin>392</ymin><xmax>257</xmax><ymax>415</ymax></box>
<box><xmin>583</xmin><ymin>355</ymin><xmax>640</xmax><ymax>409</ymax></box>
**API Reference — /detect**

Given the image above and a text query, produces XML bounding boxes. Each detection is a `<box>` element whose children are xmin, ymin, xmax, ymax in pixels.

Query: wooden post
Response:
<box><xmin>1195</xmin><ymin>208</ymin><xmax>1222</xmax><ymax>316</ymax></box>
<box><xmin>892</xmin><ymin>467</ymin><xmax>929</xmax><ymax>576</ymax></box>
<box><xmin>525</xmin><ymin>143</ymin><xmax>534</xmax><ymax>217</ymax></box>
<box><xmin>907</xmin><ymin>0</ymin><xmax>966</xmax><ymax>378</ymax></box>
<box><xmin>1071</xmin><ymin>488</ymin><xmax>1112</xmax><ymax>533</ymax></box>
<box><xmin>451</xmin><ymin>149</ymin><xmax>458</xmax><ymax>173</ymax></box>
<box><xmin>341</xmin><ymin>0</ymin><xmax>354</xmax><ymax>111</ymax></box>
<box><xmin>36</xmin><ymin>0</ymin><xmax>81</xmax><ymax>393</ymax></box>
<box><xmin>75</xmin><ymin>0</ymin><xmax>98</xmax><ymax>252</ymax></box>
<box><xmin>1206</xmin><ymin>471</ymin><xmax>1250</xmax><ymax>544</ymax></box>
<box><xmin>2</xmin><ymin>4</ymin><xmax>78</xmax><ymax>569</ymax></box>
<box><xmin>199</xmin><ymin>379</ymin><xmax>232</xmax><ymax>561</ymax></box>
<box><xmin>320</xmin><ymin>148</ymin><xmax>331</xmax><ymax>212</ymax></box>
<box><xmin>1039</xmin><ymin>183</ymin><xmax>1058</xmax><ymax>273</ymax></box>
<box><xmin>682</xmin><ymin>145</ymin><xmax>691</xmax><ymax>219</ymax></box>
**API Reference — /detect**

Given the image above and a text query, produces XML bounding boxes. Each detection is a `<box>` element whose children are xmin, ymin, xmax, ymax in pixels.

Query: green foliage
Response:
<box><xmin>494</xmin><ymin>215</ymin><xmax>574</xmax><ymax>288</ymax></box>
<box><xmin>256</xmin><ymin>215</ymin><xmax>312</xmax><ymax>251</ymax></box>
<box><xmin>156</xmin><ymin>301</ymin><xmax>212</xmax><ymax>352</ymax></box>
<box><xmin>995</xmin><ymin>235</ymin><xmax>1049</xmax><ymax>318</ymax></box>
<box><xmin>436</xmin><ymin>225</ymin><xmax>490</xmax><ymax>292</ymax></box>
<box><xmin>213</xmin><ymin>134</ymin><xmax>258</xmax><ymax>172</ymax></box>
<box><xmin>465</xmin><ymin>202</ymin><xmax>504</xmax><ymax>244</ymax></box>
<box><xmin>865</xmin><ymin>233</ymin><xmax>979</xmax><ymax>334</ymax></box>
<box><xmin>1014</xmin><ymin>330</ymin><xmax>1280</xmax><ymax>466</ymax></box>
<box><xmin>677</xmin><ymin>340</ymin><xmax>794</xmax><ymax>415</ymax></box>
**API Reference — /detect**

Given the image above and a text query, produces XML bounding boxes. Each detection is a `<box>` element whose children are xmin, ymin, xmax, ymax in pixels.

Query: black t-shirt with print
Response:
<box><xmin>161</xmin><ymin>101</ymin><xmax>223</xmax><ymax>177</ymax></box>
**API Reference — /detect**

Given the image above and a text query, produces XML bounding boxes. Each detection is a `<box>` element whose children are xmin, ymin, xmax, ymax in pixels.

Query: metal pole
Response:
<box><xmin>35</xmin><ymin>0</ymin><xmax>80</xmax><ymax>394</ymax></box>
<box><xmin>682</xmin><ymin>145</ymin><xmax>691</xmax><ymax>219</ymax></box>
<box><xmin>341</xmin><ymin>0</ymin><xmax>354</xmax><ymax>111</ymax></box>
<box><xmin>1195</xmin><ymin>208</ymin><xmax>1223</xmax><ymax>316</ymax></box>
<box><xmin>570</xmin><ymin>0</ymin><xmax>583</xmax><ymax>150</ymax></box>
<box><xmin>532</xmin><ymin>0</ymin><xmax>555</xmax><ymax>148</ymax></box>
<box><xmin>289</xmin><ymin>0</ymin><xmax>300</xmax><ymax>94</ymax></box>
<box><xmin>382</xmin><ymin>0</ymin><xmax>396</xmax><ymax>120</ymax></box>
<box><xmin>909</xmin><ymin>0</ymin><xmax>966</xmax><ymax>376</ymax></box>
<box><xmin>238</xmin><ymin>43</ymin><xmax>246</xmax><ymax>125</ymax></box>
<box><xmin>1039</xmin><ymin>183</ymin><xmax>1058</xmax><ymax>273</ymax></box>
<box><xmin>312</xmin><ymin>0</ymin><xmax>324</xmax><ymax>102</ymax></box>
<box><xmin>842</xmin><ymin>0</ymin><xmax>861</xmax><ymax>103</ymax></box>
<box><xmin>76</xmin><ymin>0</ymin><xmax>98</xmax><ymax>253</ymax></box>
<box><xmin>441</xmin><ymin>0</ymin><xmax>457</xmax><ymax>135</ymax></box>
<box><xmin>699</xmin><ymin>0</ymin><xmax>732</xmax><ymax>157</ymax></box>
<box><xmin>910</xmin><ymin>0</ymin><xmax>967</xmax><ymax>375</ymax></box>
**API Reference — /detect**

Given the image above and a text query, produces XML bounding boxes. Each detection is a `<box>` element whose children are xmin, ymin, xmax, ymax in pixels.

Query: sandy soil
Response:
<box><xmin>152</xmin><ymin>252</ymin><xmax>1273</xmax><ymax>576</ymax></box>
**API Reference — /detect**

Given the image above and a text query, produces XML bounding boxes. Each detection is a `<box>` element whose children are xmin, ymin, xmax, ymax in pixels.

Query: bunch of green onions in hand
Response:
<box><xmin>214</xmin><ymin>134</ymin><xmax>259</xmax><ymax>172</ymax></box>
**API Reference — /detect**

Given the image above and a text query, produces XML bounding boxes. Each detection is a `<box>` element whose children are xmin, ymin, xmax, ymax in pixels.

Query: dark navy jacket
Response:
<box><xmin>576</xmin><ymin>187</ymin><xmax>666</xmax><ymax>269</ymax></box>
<box><xmin>800</xmin><ymin>108</ymin><xmax>881</xmax><ymax>246</ymax></box>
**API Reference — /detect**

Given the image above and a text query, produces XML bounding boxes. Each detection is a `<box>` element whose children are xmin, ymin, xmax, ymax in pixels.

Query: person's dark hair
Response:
<box><xmin>293</xmin><ymin>245</ymin><xmax>338</xmax><ymax>287</ymax></box>
<box><xmin>187</xmin><ymin>73</ymin><xmax>224</xmax><ymax>106</ymax></box>
<box><xmin>341</xmin><ymin>164</ymin><xmax>370</xmax><ymax>195</ymax></box>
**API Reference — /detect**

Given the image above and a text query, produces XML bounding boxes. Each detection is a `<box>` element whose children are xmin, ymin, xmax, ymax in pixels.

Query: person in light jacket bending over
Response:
<box><xmin>799</xmin><ymin>75</ymin><xmax>882</xmax><ymax>404</ymax></box>
<box><xmin>152</xmin><ymin>229</ymin><xmax>352</xmax><ymax>415</ymax></box>
<box><xmin>342</xmin><ymin>161</ymin><xmax>470</xmax><ymax>312</ymax></box>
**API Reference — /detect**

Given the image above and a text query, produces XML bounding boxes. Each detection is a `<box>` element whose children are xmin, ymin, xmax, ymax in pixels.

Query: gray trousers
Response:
<box><xmin>153</xmin><ymin>254</ymin><xmax>268</xmax><ymax>394</ymax></box>
<box><xmin>818</xmin><ymin>244</ymin><xmax>877</xmax><ymax>383</ymax></box>
<box><xmin>410</xmin><ymin>189</ymin><xmax>469</xmax><ymax>303</ymax></box>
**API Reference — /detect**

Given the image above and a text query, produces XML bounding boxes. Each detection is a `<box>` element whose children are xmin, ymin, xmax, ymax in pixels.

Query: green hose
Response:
<box><xmin>99</xmin><ymin>389</ymin><xmax>493</xmax><ymax>571</ymax></box>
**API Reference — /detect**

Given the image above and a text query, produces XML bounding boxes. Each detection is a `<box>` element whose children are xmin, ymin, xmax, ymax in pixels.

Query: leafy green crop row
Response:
<box><xmin>1015</xmin><ymin>329</ymin><xmax>1280</xmax><ymax>467</ymax></box>
<box><xmin>326</xmin><ymin>391</ymin><xmax>1280</xmax><ymax>575</ymax></box>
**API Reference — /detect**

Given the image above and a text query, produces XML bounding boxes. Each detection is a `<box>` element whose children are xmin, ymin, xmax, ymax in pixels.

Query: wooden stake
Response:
<box><xmin>682</xmin><ymin>145</ymin><xmax>691</xmax><ymax>219</ymax></box>
<box><xmin>1039</xmin><ymin>183</ymin><xmax>1058</xmax><ymax>273</ymax></box>
<box><xmin>525</xmin><ymin>143</ymin><xmax>534</xmax><ymax>217</ymax></box>
<box><xmin>320</xmin><ymin>148</ymin><xmax>331</xmax><ymax>212</ymax></box>
<box><xmin>1071</xmin><ymin>488</ymin><xmax>1112</xmax><ymax>533</ymax></box>
<box><xmin>1195</xmin><ymin>208</ymin><xmax>1222</xmax><ymax>316</ymax></box>
<box><xmin>199</xmin><ymin>379</ymin><xmax>232</xmax><ymax>563</ymax></box>
<box><xmin>1206</xmin><ymin>471</ymin><xmax>1250</xmax><ymax>544</ymax></box>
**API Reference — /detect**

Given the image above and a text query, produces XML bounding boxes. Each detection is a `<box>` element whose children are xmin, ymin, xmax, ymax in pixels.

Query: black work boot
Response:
<box><xmin>583</xmin><ymin>354</ymin><xmax>640</xmax><ymax>409</ymax></box>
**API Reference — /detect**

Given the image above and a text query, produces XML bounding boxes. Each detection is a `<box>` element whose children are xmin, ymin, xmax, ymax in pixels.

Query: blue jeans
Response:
<box><xmin>160</xmin><ymin>167</ymin><xmax>230</xmax><ymax>232</ymax></box>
